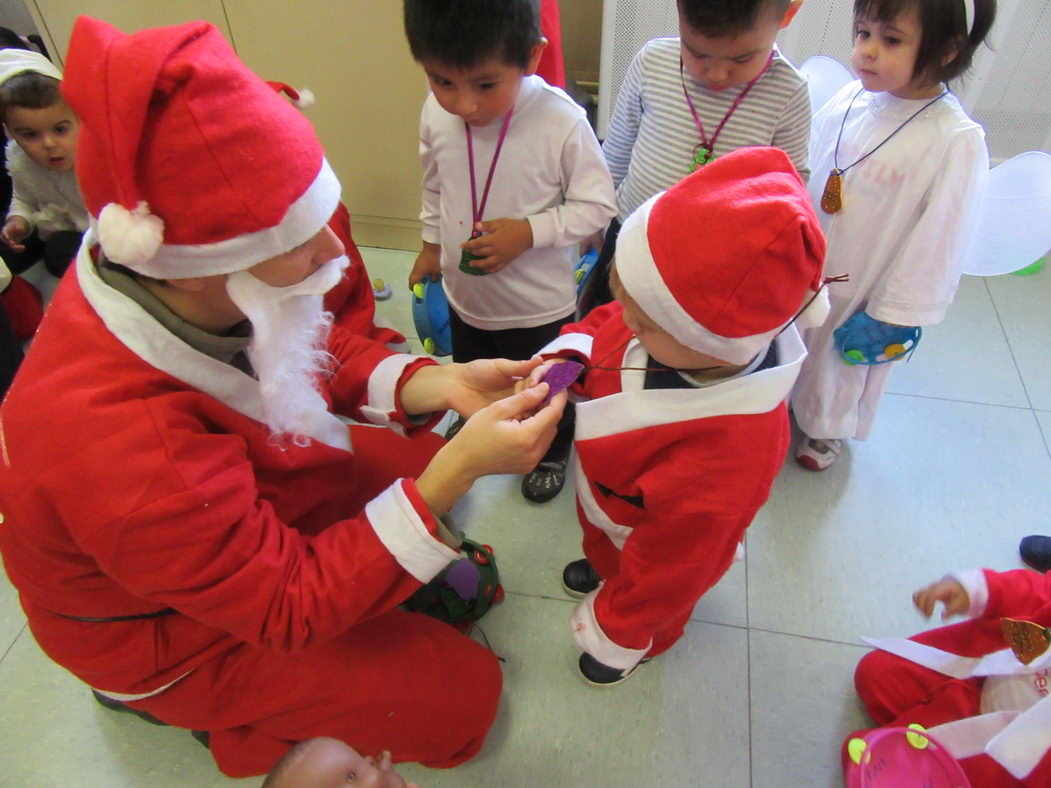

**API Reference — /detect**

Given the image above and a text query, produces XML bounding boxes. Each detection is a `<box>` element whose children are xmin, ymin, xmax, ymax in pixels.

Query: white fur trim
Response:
<box><xmin>796</xmin><ymin>288</ymin><xmax>830</xmax><ymax>331</ymax></box>
<box><xmin>573</xmin><ymin>328</ymin><xmax>807</xmax><ymax>442</ymax></box>
<box><xmin>570</xmin><ymin>591</ymin><xmax>651</xmax><ymax>670</ymax></box>
<box><xmin>617</xmin><ymin>195</ymin><xmax>817</xmax><ymax>365</ymax></box>
<box><xmin>360</xmin><ymin>354</ymin><xmax>428</xmax><ymax>435</ymax></box>
<box><xmin>294</xmin><ymin>88</ymin><xmax>315</xmax><ymax>109</ymax></box>
<box><xmin>92</xmin><ymin>670</ymin><xmax>192</xmax><ymax>702</ymax></box>
<box><xmin>365</xmin><ymin>481</ymin><xmax>458</xmax><ymax>582</ymax></box>
<box><xmin>98</xmin><ymin>201</ymin><xmax>165</xmax><ymax>268</ymax></box>
<box><xmin>950</xmin><ymin>568</ymin><xmax>989</xmax><ymax>619</ymax></box>
<box><xmin>0</xmin><ymin>260</ymin><xmax>10</xmax><ymax>292</ymax></box>
<box><xmin>538</xmin><ymin>332</ymin><xmax>594</xmax><ymax>360</ymax></box>
<box><xmin>573</xmin><ymin>453</ymin><xmax>634</xmax><ymax>550</ymax></box>
<box><xmin>128</xmin><ymin>159</ymin><xmax>341</xmax><ymax>280</ymax></box>
<box><xmin>76</xmin><ymin>229</ymin><xmax>352</xmax><ymax>452</ymax></box>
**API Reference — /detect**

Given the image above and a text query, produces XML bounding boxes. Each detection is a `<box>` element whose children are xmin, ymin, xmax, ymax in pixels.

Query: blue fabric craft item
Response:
<box><xmin>834</xmin><ymin>311</ymin><xmax>921</xmax><ymax>365</ymax></box>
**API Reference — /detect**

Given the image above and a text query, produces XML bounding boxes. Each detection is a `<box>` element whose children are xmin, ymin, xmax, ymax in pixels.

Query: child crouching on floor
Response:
<box><xmin>522</xmin><ymin>147</ymin><xmax>828</xmax><ymax>685</ymax></box>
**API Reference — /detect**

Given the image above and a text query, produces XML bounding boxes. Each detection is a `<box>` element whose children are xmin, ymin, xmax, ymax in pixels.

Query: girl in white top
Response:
<box><xmin>792</xmin><ymin>0</ymin><xmax>997</xmax><ymax>471</ymax></box>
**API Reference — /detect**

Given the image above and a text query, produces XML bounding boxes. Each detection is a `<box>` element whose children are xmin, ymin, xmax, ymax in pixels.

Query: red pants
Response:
<box><xmin>122</xmin><ymin>427</ymin><xmax>502</xmax><ymax>777</ymax></box>
<box><xmin>847</xmin><ymin>619</ymin><xmax>1051</xmax><ymax>787</ymax></box>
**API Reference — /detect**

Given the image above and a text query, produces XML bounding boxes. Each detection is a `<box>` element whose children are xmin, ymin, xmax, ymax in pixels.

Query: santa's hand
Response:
<box><xmin>913</xmin><ymin>576</ymin><xmax>970</xmax><ymax>621</ymax></box>
<box><xmin>447</xmin><ymin>356</ymin><xmax>545</xmax><ymax>416</ymax></box>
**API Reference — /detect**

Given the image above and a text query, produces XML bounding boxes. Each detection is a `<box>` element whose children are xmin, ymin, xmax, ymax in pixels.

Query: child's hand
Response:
<box><xmin>583</xmin><ymin>229</ymin><xmax>605</xmax><ymax>254</ymax></box>
<box><xmin>913</xmin><ymin>576</ymin><xmax>970</xmax><ymax>621</ymax></box>
<box><xmin>514</xmin><ymin>358</ymin><xmax>563</xmax><ymax>395</ymax></box>
<box><xmin>1</xmin><ymin>216</ymin><xmax>30</xmax><ymax>252</ymax></box>
<box><xmin>408</xmin><ymin>242</ymin><xmax>441</xmax><ymax>290</ymax></box>
<box><xmin>461</xmin><ymin>218</ymin><xmax>533</xmax><ymax>274</ymax></box>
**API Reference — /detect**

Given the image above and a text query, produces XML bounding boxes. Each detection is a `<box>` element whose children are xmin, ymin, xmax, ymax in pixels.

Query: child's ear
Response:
<box><xmin>524</xmin><ymin>37</ymin><xmax>549</xmax><ymax>76</ymax></box>
<box><xmin>779</xmin><ymin>0</ymin><xmax>804</xmax><ymax>30</ymax></box>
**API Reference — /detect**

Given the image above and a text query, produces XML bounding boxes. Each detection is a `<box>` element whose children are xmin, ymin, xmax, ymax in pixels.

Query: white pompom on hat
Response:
<box><xmin>61</xmin><ymin>18</ymin><xmax>340</xmax><ymax>279</ymax></box>
<box><xmin>615</xmin><ymin>147</ymin><xmax>829</xmax><ymax>365</ymax></box>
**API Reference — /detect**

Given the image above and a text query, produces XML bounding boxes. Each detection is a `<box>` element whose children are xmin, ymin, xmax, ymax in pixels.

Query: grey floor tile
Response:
<box><xmin>1037</xmin><ymin>410</ymin><xmax>1051</xmax><ymax>460</ymax></box>
<box><xmin>752</xmin><ymin>394</ymin><xmax>1051</xmax><ymax>644</ymax></box>
<box><xmin>887</xmin><ymin>275</ymin><xmax>1029</xmax><ymax>407</ymax></box>
<box><xmin>986</xmin><ymin>269</ymin><xmax>1051</xmax><ymax>410</ymax></box>
<box><xmin>749</xmin><ymin>630</ymin><xmax>872</xmax><ymax>788</ymax></box>
<box><xmin>0</xmin><ymin>633</ymin><xmax>253</xmax><ymax>787</ymax></box>
<box><xmin>400</xmin><ymin>595</ymin><xmax>752</xmax><ymax>788</ymax></box>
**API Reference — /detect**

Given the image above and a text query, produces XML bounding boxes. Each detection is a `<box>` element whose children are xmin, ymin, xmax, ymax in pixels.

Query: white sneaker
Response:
<box><xmin>795</xmin><ymin>436</ymin><xmax>842</xmax><ymax>472</ymax></box>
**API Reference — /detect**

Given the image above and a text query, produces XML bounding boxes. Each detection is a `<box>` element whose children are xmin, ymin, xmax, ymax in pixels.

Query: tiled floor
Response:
<box><xmin>1</xmin><ymin>250</ymin><xmax>1049</xmax><ymax>787</ymax></box>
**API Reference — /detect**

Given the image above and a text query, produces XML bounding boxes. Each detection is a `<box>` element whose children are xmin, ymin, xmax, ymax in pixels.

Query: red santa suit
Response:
<box><xmin>0</xmin><ymin>19</ymin><xmax>502</xmax><ymax>778</ymax></box>
<box><xmin>850</xmin><ymin>568</ymin><xmax>1051</xmax><ymax>786</ymax></box>
<box><xmin>540</xmin><ymin>304</ymin><xmax>805</xmax><ymax>668</ymax></box>
<box><xmin>534</xmin><ymin>147</ymin><xmax>828</xmax><ymax>674</ymax></box>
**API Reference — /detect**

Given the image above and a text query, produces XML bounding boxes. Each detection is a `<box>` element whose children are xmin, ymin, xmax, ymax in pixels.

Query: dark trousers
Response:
<box><xmin>0</xmin><ymin>229</ymin><xmax>82</xmax><ymax>278</ymax></box>
<box><xmin>577</xmin><ymin>218</ymin><xmax>622</xmax><ymax>319</ymax></box>
<box><xmin>449</xmin><ymin>308</ymin><xmax>576</xmax><ymax>462</ymax></box>
<box><xmin>0</xmin><ymin>300</ymin><xmax>23</xmax><ymax>402</ymax></box>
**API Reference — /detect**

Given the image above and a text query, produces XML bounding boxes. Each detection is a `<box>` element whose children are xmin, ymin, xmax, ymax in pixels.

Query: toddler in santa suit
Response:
<box><xmin>523</xmin><ymin>147</ymin><xmax>829</xmax><ymax>685</ymax></box>
<box><xmin>847</xmin><ymin>567</ymin><xmax>1051</xmax><ymax>786</ymax></box>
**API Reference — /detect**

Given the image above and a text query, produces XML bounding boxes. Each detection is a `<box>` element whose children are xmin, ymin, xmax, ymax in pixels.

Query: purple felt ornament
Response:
<box><xmin>444</xmin><ymin>559</ymin><xmax>480</xmax><ymax>601</ymax></box>
<box><xmin>540</xmin><ymin>361</ymin><xmax>584</xmax><ymax>404</ymax></box>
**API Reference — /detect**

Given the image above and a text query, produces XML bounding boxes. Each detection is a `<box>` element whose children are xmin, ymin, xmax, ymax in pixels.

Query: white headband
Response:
<box><xmin>0</xmin><ymin>49</ymin><xmax>62</xmax><ymax>87</ymax></box>
<box><xmin>962</xmin><ymin>0</ymin><xmax>975</xmax><ymax>36</ymax></box>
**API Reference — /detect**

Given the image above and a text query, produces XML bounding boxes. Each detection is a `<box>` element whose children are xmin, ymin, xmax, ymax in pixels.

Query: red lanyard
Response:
<box><xmin>465</xmin><ymin>109</ymin><xmax>514</xmax><ymax>231</ymax></box>
<box><xmin>680</xmin><ymin>51</ymin><xmax>774</xmax><ymax>169</ymax></box>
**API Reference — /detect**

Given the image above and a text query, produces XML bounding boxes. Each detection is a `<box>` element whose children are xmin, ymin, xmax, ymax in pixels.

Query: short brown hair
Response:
<box><xmin>853</xmin><ymin>0</ymin><xmax>997</xmax><ymax>85</ymax></box>
<box><xmin>0</xmin><ymin>70</ymin><xmax>62</xmax><ymax>123</ymax></box>
<box><xmin>677</xmin><ymin>0</ymin><xmax>793</xmax><ymax>38</ymax></box>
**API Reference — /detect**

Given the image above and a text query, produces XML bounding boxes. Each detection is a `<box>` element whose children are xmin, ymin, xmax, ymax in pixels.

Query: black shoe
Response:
<box><xmin>191</xmin><ymin>729</ymin><xmax>211</xmax><ymax>749</ymax></box>
<box><xmin>522</xmin><ymin>459</ymin><xmax>567</xmax><ymax>503</ymax></box>
<box><xmin>562</xmin><ymin>558</ymin><xmax>601</xmax><ymax>598</ymax></box>
<box><xmin>92</xmin><ymin>690</ymin><xmax>168</xmax><ymax>727</ymax></box>
<box><xmin>444</xmin><ymin>415</ymin><xmax>466</xmax><ymax>441</ymax></box>
<box><xmin>1020</xmin><ymin>535</ymin><xmax>1051</xmax><ymax>572</ymax></box>
<box><xmin>577</xmin><ymin>652</ymin><xmax>649</xmax><ymax>687</ymax></box>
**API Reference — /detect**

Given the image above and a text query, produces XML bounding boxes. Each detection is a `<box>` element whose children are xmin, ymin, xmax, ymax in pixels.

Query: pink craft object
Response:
<box><xmin>540</xmin><ymin>361</ymin><xmax>584</xmax><ymax>404</ymax></box>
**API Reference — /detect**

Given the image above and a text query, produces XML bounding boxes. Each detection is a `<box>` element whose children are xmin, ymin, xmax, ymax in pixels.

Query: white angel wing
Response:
<box><xmin>799</xmin><ymin>55</ymin><xmax>854</xmax><ymax>115</ymax></box>
<box><xmin>963</xmin><ymin>151</ymin><xmax>1051</xmax><ymax>276</ymax></box>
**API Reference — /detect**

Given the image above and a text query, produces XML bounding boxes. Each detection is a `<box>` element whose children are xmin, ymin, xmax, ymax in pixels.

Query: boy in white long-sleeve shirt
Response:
<box><xmin>403</xmin><ymin>0</ymin><xmax>616</xmax><ymax>504</ymax></box>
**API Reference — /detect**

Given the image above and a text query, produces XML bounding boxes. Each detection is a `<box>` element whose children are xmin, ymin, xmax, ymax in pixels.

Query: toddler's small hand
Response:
<box><xmin>913</xmin><ymin>576</ymin><xmax>970</xmax><ymax>621</ymax></box>
<box><xmin>460</xmin><ymin>218</ymin><xmax>532</xmax><ymax>274</ymax></box>
<box><xmin>1</xmin><ymin>217</ymin><xmax>30</xmax><ymax>252</ymax></box>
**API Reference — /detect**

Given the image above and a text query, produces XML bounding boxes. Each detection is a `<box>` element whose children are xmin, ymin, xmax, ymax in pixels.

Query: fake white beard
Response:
<box><xmin>225</xmin><ymin>256</ymin><xmax>348</xmax><ymax>446</ymax></box>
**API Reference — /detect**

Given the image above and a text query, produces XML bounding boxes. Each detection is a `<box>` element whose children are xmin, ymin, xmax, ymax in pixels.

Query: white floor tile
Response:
<box><xmin>0</xmin><ymin>633</ymin><xmax>253</xmax><ymax>787</ymax></box>
<box><xmin>887</xmin><ymin>275</ymin><xmax>1029</xmax><ymax>407</ymax></box>
<box><xmin>751</xmin><ymin>394</ymin><xmax>1051</xmax><ymax>645</ymax></box>
<box><xmin>986</xmin><ymin>269</ymin><xmax>1051</xmax><ymax>410</ymax></box>
<box><xmin>0</xmin><ymin>567</ymin><xmax>26</xmax><ymax>656</ymax></box>
<box><xmin>749</xmin><ymin>630</ymin><xmax>872</xmax><ymax>788</ymax></box>
<box><xmin>399</xmin><ymin>596</ymin><xmax>752</xmax><ymax>788</ymax></box>
<box><xmin>1037</xmin><ymin>410</ymin><xmax>1051</xmax><ymax>459</ymax></box>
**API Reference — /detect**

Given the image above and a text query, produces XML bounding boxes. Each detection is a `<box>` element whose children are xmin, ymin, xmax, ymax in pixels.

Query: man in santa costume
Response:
<box><xmin>526</xmin><ymin>147</ymin><xmax>830</xmax><ymax>685</ymax></box>
<box><xmin>0</xmin><ymin>17</ymin><xmax>565</xmax><ymax>778</ymax></box>
<box><xmin>848</xmin><ymin>567</ymin><xmax>1051</xmax><ymax>786</ymax></box>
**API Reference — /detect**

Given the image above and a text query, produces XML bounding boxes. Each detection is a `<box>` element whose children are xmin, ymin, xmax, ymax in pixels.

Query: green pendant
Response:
<box><xmin>689</xmin><ymin>147</ymin><xmax>714</xmax><ymax>173</ymax></box>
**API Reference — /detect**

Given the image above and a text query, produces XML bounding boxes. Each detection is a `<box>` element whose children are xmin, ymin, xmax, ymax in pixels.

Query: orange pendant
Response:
<box><xmin>1002</xmin><ymin>617</ymin><xmax>1051</xmax><ymax>665</ymax></box>
<box><xmin>821</xmin><ymin>169</ymin><xmax>843</xmax><ymax>214</ymax></box>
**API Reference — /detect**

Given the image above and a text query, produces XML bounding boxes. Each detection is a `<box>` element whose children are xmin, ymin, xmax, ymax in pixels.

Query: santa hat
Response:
<box><xmin>615</xmin><ymin>147</ymin><xmax>828</xmax><ymax>365</ymax></box>
<box><xmin>61</xmin><ymin>17</ymin><xmax>340</xmax><ymax>279</ymax></box>
<box><xmin>0</xmin><ymin>48</ymin><xmax>62</xmax><ymax>86</ymax></box>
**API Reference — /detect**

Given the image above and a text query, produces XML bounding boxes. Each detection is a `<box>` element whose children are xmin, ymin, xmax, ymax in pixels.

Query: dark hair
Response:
<box><xmin>0</xmin><ymin>27</ymin><xmax>32</xmax><ymax>52</ymax></box>
<box><xmin>676</xmin><ymin>0</ymin><xmax>792</xmax><ymax>38</ymax></box>
<box><xmin>403</xmin><ymin>0</ymin><xmax>541</xmax><ymax>70</ymax></box>
<box><xmin>0</xmin><ymin>70</ymin><xmax>62</xmax><ymax>122</ymax></box>
<box><xmin>853</xmin><ymin>0</ymin><xmax>997</xmax><ymax>85</ymax></box>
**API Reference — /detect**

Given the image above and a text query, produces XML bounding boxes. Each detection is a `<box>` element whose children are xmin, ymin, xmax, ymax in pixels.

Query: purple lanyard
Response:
<box><xmin>465</xmin><ymin>109</ymin><xmax>514</xmax><ymax>230</ymax></box>
<box><xmin>680</xmin><ymin>51</ymin><xmax>774</xmax><ymax>160</ymax></box>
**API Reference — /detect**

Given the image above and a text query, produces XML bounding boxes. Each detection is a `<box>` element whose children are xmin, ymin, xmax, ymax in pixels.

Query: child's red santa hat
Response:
<box><xmin>615</xmin><ymin>147</ymin><xmax>828</xmax><ymax>365</ymax></box>
<box><xmin>61</xmin><ymin>17</ymin><xmax>340</xmax><ymax>280</ymax></box>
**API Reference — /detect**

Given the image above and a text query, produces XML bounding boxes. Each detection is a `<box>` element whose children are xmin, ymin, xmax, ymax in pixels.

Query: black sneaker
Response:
<box><xmin>1020</xmin><ymin>535</ymin><xmax>1051</xmax><ymax>572</ymax></box>
<box><xmin>577</xmin><ymin>652</ymin><xmax>649</xmax><ymax>687</ymax></box>
<box><xmin>92</xmin><ymin>690</ymin><xmax>168</xmax><ymax>726</ymax></box>
<box><xmin>562</xmin><ymin>558</ymin><xmax>601</xmax><ymax>598</ymax></box>
<box><xmin>522</xmin><ymin>459</ymin><xmax>567</xmax><ymax>503</ymax></box>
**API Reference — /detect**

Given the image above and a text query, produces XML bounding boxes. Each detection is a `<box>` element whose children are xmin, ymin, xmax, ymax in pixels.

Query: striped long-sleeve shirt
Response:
<box><xmin>604</xmin><ymin>38</ymin><xmax>811</xmax><ymax>220</ymax></box>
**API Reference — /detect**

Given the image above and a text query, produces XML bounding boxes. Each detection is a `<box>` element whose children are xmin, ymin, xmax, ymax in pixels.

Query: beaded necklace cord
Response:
<box><xmin>820</xmin><ymin>87</ymin><xmax>948</xmax><ymax>214</ymax></box>
<box><xmin>679</xmin><ymin>51</ymin><xmax>774</xmax><ymax>173</ymax></box>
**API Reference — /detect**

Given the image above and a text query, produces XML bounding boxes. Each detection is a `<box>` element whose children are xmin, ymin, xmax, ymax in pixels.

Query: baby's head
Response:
<box><xmin>676</xmin><ymin>0</ymin><xmax>802</xmax><ymax>91</ymax></box>
<box><xmin>612</xmin><ymin>147</ymin><xmax>826</xmax><ymax>372</ymax></box>
<box><xmin>852</xmin><ymin>0</ymin><xmax>997</xmax><ymax>98</ymax></box>
<box><xmin>262</xmin><ymin>738</ymin><xmax>418</xmax><ymax>788</ymax></box>
<box><xmin>403</xmin><ymin>0</ymin><xmax>545</xmax><ymax>127</ymax></box>
<box><xmin>0</xmin><ymin>49</ymin><xmax>77</xmax><ymax>172</ymax></box>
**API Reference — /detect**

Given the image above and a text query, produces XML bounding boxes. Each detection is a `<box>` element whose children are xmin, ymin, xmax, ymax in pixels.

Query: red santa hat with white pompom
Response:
<box><xmin>61</xmin><ymin>17</ymin><xmax>340</xmax><ymax>280</ymax></box>
<box><xmin>614</xmin><ymin>147</ymin><xmax>829</xmax><ymax>365</ymax></box>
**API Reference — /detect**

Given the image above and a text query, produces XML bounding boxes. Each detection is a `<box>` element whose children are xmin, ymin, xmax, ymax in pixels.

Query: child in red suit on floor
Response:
<box><xmin>523</xmin><ymin>147</ymin><xmax>829</xmax><ymax>685</ymax></box>
<box><xmin>848</xmin><ymin>568</ymin><xmax>1051</xmax><ymax>786</ymax></box>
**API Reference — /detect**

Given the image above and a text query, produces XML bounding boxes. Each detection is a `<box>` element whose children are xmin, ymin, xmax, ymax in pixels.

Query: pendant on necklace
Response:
<box><xmin>459</xmin><ymin>230</ymin><xmax>487</xmax><ymax>275</ymax></box>
<box><xmin>821</xmin><ymin>168</ymin><xmax>844</xmax><ymax>214</ymax></box>
<box><xmin>689</xmin><ymin>147</ymin><xmax>714</xmax><ymax>174</ymax></box>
